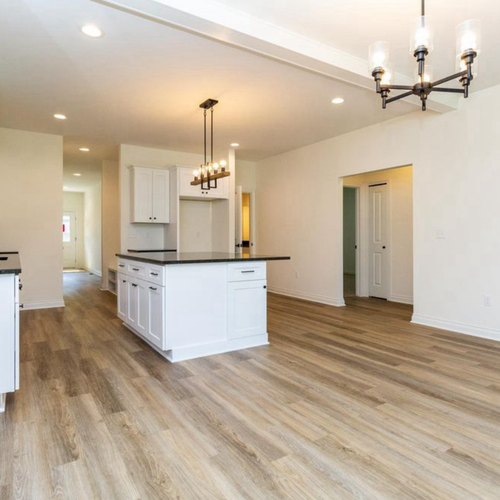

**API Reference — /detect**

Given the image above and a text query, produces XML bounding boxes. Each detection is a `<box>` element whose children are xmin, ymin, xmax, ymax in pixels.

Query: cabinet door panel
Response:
<box><xmin>117</xmin><ymin>273</ymin><xmax>127</xmax><ymax>321</ymax></box>
<box><xmin>136</xmin><ymin>279</ymin><xmax>149</xmax><ymax>337</ymax></box>
<box><xmin>152</xmin><ymin>170</ymin><xmax>170</xmax><ymax>223</ymax></box>
<box><xmin>131</xmin><ymin>167</ymin><xmax>153</xmax><ymax>223</ymax></box>
<box><xmin>227</xmin><ymin>280</ymin><xmax>267</xmax><ymax>339</ymax></box>
<box><xmin>147</xmin><ymin>284</ymin><xmax>166</xmax><ymax>349</ymax></box>
<box><xmin>204</xmin><ymin>175</ymin><xmax>229</xmax><ymax>200</ymax></box>
<box><xmin>126</xmin><ymin>279</ymin><xmax>138</xmax><ymax>328</ymax></box>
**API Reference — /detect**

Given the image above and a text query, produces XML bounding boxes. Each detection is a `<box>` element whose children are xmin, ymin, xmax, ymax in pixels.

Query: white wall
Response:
<box><xmin>102</xmin><ymin>159</ymin><xmax>120</xmax><ymax>288</ymax></box>
<box><xmin>63</xmin><ymin>192</ymin><xmax>85</xmax><ymax>268</ymax></box>
<box><xmin>235</xmin><ymin>159</ymin><xmax>257</xmax><ymax>192</ymax></box>
<box><xmin>256</xmin><ymin>85</ymin><xmax>500</xmax><ymax>339</ymax></box>
<box><xmin>84</xmin><ymin>183</ymin><xmax>102</xmax><ymax>276</ymax></box>
<box><xmin>344</xmin><ymin>166</ymin><xmax>413</xmax><ymax>304</ymax></box>
<box><xmin>119</xmin><ymin>144</ymin><xmax>203</xmax><ymax>252</ymax></box>
<box><xmin>0</xmin><ymin>128</ymin><xmax>64</xmax><ymax>309</ymax></box>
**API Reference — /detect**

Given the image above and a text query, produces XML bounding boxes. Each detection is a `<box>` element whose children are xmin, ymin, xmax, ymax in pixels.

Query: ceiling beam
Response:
<box><xmin>95</xmin><ymin>0</ymin><xmax>458</xmax><ymax>113</ymax></box>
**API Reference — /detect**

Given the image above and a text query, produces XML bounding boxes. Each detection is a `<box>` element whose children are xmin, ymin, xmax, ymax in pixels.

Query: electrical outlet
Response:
<box><xmin>484</xmin><ymin>295</ymin><xmax>492</xmax><ymax>307</ymax></box>
<box><xmin>436</xmin><ymin>229</ymin><xmax>446</xmax><ymax>239</ymax></box>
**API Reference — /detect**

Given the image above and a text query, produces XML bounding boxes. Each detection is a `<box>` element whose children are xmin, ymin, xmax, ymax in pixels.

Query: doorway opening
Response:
<box><xmin>342</xmin><ymin>165</ymin><xmax>414</xmax><ymax>306</ymax></box>
<box><xmin>235</xmin><ymin>187</ymin><xmax>256</xmax><ymax>254</ymax></box>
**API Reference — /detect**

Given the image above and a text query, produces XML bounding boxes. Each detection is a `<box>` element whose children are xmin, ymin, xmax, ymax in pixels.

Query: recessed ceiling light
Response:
<box><xmin>79</xmin><ymin>147</ymin><xmax>90</xmax><ymax>152</ymax></box>
<box><xmin>73</xmin><ymin>173</ymin><xmax>82</xmax><ymax>177</ymax></box>
<box><xmin>54</xmin><ymin>113</ymin><xmax>67</xmax><ymax>120</ymax></box>
<box><xmin>230</xmin><ymin>142</ymin><xmax>240</xmax><ymax>147</ymax></box>
<box><xmin>81</xmin><ymin>24</ymin><xmax>103</xmax><ymax>38</ymax></box>
<box><xmin>331</xmin><ymin>97</ymin><xmax>345</xmax><ymax>104</ymax></box>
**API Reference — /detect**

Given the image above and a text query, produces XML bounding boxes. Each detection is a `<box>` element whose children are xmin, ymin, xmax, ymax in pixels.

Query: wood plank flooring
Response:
<box><xmin>1</xmin><ymin>272</ymin><xmax>500</xmax><ymax>499</ymax></box>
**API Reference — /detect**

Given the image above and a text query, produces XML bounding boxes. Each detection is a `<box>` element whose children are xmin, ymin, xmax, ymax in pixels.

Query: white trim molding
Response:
<box><xmin>412</xmin><ymin>314</ymin><xmax>500</xmax><ymax>342</ymax></box>
<box><xmin>268</xmin><ymin>286</ymin><xmax>345</xmax><ymax>307</ymax></box>
<box><xmin>389</xmin><ymin>294</ymin><xmax>414</xmax><ymax>305</ymax></box>
<box><xmin>21</xmin><ymin>299</ymin><xmax>66</xmax><ymax>310</ymax></box>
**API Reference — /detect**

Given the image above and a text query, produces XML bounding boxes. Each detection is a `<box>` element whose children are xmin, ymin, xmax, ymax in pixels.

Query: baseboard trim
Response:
<box><xmin>389</xmin><ymin>294</ymin><xmax>414</xmax><ymax>305</ymax></box>
<box><xmin>22</xmin><ymin>299</ymin><xmax>66</xmax><ymax>310</ymax></box>
<box><xmin>411</xmin><ymin>314</ymin><xmax>500</xmax><ymax>342</ymax></box>
<box><xmin>268</xmin><ymin>286</ymin><xmax>345</xmax><ymax>307</ymax></box>
<box><xmin>86</xmin><ymin>268</ymin><xmax>102</xmax><ymax>278</ymax></box>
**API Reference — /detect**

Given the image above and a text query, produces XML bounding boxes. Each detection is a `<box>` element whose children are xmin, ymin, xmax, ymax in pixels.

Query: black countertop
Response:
<box><xmin>117</xmin><ymin>252</ymin><xmax>290</xmax><ymax>265</ymax></box>
<box><xmin>0</xmin><ymin>252</ymin><xmax>22</xmax><ymax>275</ymax></box>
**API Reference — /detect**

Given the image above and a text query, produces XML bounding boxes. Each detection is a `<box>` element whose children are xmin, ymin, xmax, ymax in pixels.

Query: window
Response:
<box><xmin>62</xmin><ymin>215</ymin><xmax>71</xmax><ymax>242</ymax></box>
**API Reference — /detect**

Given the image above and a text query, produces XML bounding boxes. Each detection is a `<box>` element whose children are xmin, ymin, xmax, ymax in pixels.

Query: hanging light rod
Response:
<box><xmin>191</xmin><ymin>98</ymin><xmax>230</xmax><ymax>189</ymax></box>
<box><xmin>369</xmin><ymin>0</ymin><xmax>480</xmax><ymax>110</ymax></box>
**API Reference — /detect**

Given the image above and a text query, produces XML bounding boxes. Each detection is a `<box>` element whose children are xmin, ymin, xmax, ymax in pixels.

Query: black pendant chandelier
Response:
<box><xmin>191</xmin><ymin>98</ymin><xmax>229</xmax><ymax>190</ymax></box>
<box><xmin>369</xmin><ymin>0</ymin><xmax>481</xmax><ymax>110</ymax></box>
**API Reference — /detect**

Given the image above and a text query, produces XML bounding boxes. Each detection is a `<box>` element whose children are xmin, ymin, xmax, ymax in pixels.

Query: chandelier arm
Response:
<box><xmin>381</xmin><ymin>85</ymin><xmax>414</xmax><ymax>91</ymax></box>
<box><xmin>385</xmin><ymin>90</ymin><xmax>414</xmax><ymax>104</ymax></box>
<box><xmin>429</xmin><ymin>87</ymin><xmax>465</xmax><ymax>94</ymax></box>
<box><xmin>432</xmin><ymin>70</ymin><xmax>467</xmax><ymax>87</ymax></box>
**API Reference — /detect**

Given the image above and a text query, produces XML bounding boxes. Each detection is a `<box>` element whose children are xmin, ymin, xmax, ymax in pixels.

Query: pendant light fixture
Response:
<box><xmin>191</xmin><ymin>98</ymin><xmax>230</xmax><ymax>190</ymax></box>
<box><xmin>369</xmin><ymin>0</ymin><xmax>481</xmax><ymax>110</ymax></box>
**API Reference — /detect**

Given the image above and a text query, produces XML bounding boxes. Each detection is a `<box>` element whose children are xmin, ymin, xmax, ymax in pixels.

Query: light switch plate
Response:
<box><xmin>436</xmin><ymin>229</ymin><xmax>446</xmax><ymax>239</ymax></box>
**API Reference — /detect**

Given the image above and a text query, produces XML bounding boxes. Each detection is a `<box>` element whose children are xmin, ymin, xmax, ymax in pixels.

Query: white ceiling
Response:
<box><xmin>212</xmin><ymin>0</ymin><xmax>500</xmax><ymax>91</ymax></box>
<box><xmin>0</xmin><ymin>0</ymin><xmax>498</xmax><ymax>161</ymax></box>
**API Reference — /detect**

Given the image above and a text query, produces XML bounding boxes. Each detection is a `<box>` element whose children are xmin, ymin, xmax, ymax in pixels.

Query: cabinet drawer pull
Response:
<box><xmin>149</xmin><ymin>287</ymin><xmax>157</xmax><ymax>291</ymax></box>
<box><xmin>122</xmin><ymin>280</ymin><xmax>127</xmax><ymax>283</ymax></box>
<box><xmin>241</xmin><ymin>270</ymin><xmax>255</xmax><ymax>273</ymax></box>
<box><xmin>150</xmin><ymin>272</ymin><xmax>159</xmax><ymax>276</ymax></box>
<box><xmin>132</xmin><ymin>268</ymin><xmax>140</xmax><ymax>271</ymax></box>
<box><xmin>118</xmin><ymin>264</ymin><xmax>124</xmax><ymax>268</ymax></box>
<box><xmin>132</xmin><ymin>283</ymin><xmax>137</xmax><ymax>288</ymax></box>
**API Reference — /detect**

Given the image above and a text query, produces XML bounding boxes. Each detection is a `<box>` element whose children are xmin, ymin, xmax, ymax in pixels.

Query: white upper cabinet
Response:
<box><xmin>177</xmin><ymin>166</ymin><xmax>229</xmax><ymax>200</ymax></box>
<box><xmin>130</xmin><ymin>166</ymin><xmax>170</xmax><ymax>223</ymax></box>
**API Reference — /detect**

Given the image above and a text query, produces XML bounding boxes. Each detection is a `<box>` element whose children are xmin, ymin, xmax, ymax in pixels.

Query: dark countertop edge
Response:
<box><xmin>0</xmin><ymin>268</ymin><xmax>22</xmax><ymax>275</ymax></box>
<box><xmin>127</xmin><ymin>249</ymin><xmax>177</xmax><ymax>253</ymax></box>
<box><xmin>116</xmin><ymin>254</ymin><xmax>291</xmax><ymax>265</ymax></box>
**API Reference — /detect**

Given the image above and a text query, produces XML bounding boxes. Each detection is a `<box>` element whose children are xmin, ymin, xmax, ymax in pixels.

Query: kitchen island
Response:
<box><xmin>116</xmin><ymin>252</ymin><xmax>290</xmax><ymax>362</ymax></box>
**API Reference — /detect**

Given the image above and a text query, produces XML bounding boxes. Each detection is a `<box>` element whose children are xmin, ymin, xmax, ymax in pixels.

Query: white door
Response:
<box><xmin>132</xmin><ymin>167</ymin><xmax>153</xmax><ymax>222</ymax></box>
<box><xmin>117</xmin><ymin>273</ymin><xmax>127</xmax><ymax>321</ymax></box>
<box><xmin>62</xmin><ymin>212</ymin><xmax>77</xmax><ymax>268</ymax></box>
<box><xmin>235</xmin><ymin>185</ymin><xmax>243</xmax><ymax>251</ymax></box>
<box><xmin>227</xmin><ymin>280</ymin><xmax>267</xmax><ymax>339</ymax></box>
<box><xmin>369</xmin><ymin>183</ymin><xmax>389</xmax><ymax>299</ymax></box>
<box><xmin>147</xmin><ymin>283</ymin><xmax>166</xmax><ymax>349</ymax></box>
<box><xmin>152</xmin><ymin>169</ymin><xmax>170</xmax><ymax>223</ymax></box>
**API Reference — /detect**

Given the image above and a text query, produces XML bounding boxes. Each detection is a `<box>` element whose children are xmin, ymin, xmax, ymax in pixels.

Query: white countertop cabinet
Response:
<box><xmin>0</xmin><ymin>273</ymin><xmax>20</xmax><ymax>412</ymax></box>
<box><xmin>116</xmin><ymin>257</ymin><xmax>268</xmax><ymax>362</ymax></box>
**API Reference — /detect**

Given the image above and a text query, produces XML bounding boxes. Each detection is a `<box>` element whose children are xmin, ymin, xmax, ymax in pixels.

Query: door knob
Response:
<box><xmin>382</xmin><ymin>246</ymin><xmax>386</xmax><ymax>249</ymax></box>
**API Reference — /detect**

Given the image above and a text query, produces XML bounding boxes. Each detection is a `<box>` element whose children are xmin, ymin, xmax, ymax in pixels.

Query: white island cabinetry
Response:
<box><xmin>116</xmin><ymin>254</ymin><xmax>285</xmax><ymax>362</ymax></box>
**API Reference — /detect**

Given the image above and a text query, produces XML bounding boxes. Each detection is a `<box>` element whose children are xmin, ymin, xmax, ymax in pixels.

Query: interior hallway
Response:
<box><xmin>1</xmin><ymin>273</ymin><xmax>500</xmax><ymax>499</ymax></box>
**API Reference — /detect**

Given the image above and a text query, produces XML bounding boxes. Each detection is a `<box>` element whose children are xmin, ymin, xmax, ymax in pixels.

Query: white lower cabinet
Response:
<box><xmin>146</xmin><ymin>283</ymin><xmax>166</xmax><ymax>349</ymax></box>
<box><xmin>227</xmin><ymin>279</ymin><xmax>267</xmax><ymax>339</ymax></box>
<box><xmin>117</xmin><ymin>267</ymin><xmax>166</xmax><ymax>350</ymax></box>
<box><xmin>0</xmin><ymin>274</ymin><xmax>20</xmax><ymax>412</ymax></box>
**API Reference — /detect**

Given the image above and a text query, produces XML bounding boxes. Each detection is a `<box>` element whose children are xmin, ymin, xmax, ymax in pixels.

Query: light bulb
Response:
<box><xmin>410</xmin><ymin>16</ymin><xmax>434</xmax><ymax>53</ymax></box>
<box><xmin>220</xmin><ymin>160</ymin><xmax>227</xmax><ymax>167</ymax></box>
<box><xmin>369</xmin><ymin>41</ymin><xmax>390</xmax><ymax>71</ymax></box>
<box><xmin>213</xmin><ymin>162</ymin><xmax>219</xmax><ymax>171</ymax></box>
<box><xmin>456</xmin><ymin>19</ymin><xmax>481</xmax><ymax>57</ymax></box>
<box><xmin>380</xmin><ymin>64</ymin><xmax>393</xmax><ymax>86</ymax></box>
<box><xmin>193</xmin><ymin>169</ymin><xmax>198</xmax><ymax>177</ymax></box>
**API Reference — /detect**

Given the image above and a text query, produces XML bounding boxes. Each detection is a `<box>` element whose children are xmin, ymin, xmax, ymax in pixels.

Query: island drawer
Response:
<box><xmin>147</xmin><ymin>264</ymin><xmax>165</xmax><ymax>286</ymax></box>
<box><xmin>227</xmin><ymin>262</ymin><xmax>266</xmax><ymax>282</ymax></box>
<box><xmin>117</xmin><ymin>258</ymin><xmax>165</xmax><ymax>286</ymax></box>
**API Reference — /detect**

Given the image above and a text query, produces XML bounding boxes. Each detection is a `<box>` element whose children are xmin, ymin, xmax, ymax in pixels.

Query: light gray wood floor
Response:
<box><xmin>1</xmin><ymin>272</ymin><xmax>499</xmax><ymax>499</ymax></box>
